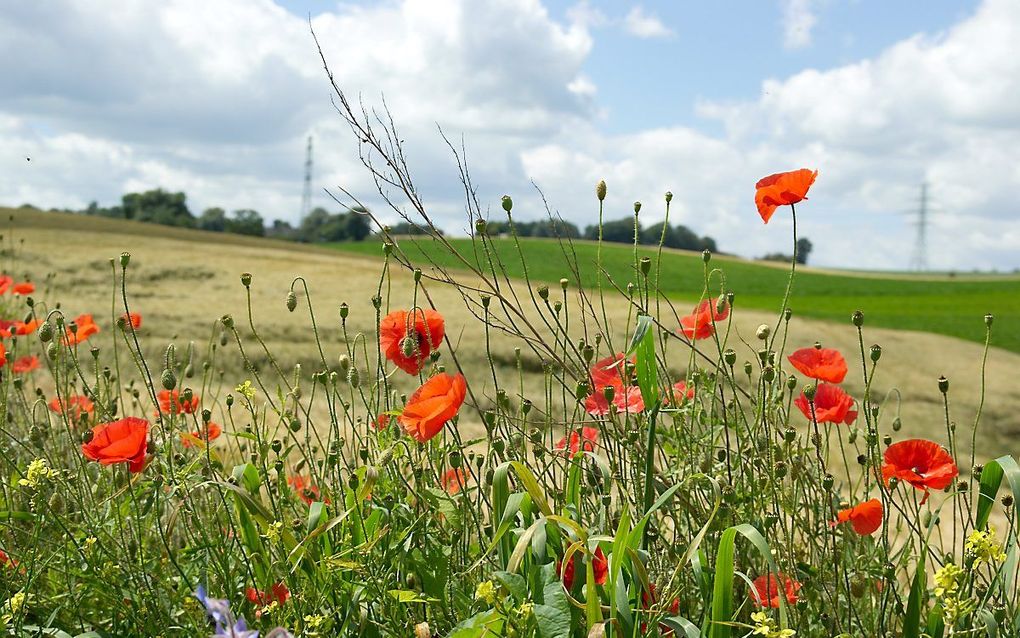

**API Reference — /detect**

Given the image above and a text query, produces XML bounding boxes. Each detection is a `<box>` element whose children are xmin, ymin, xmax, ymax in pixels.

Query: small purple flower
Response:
<box><xmin>213</xmin><ymin>617</ymin><xmax>260</xmax><ymax>638</ymax></box>
<box><xmin>195</xmin><ymin>585</ymin><xmax>233</xmax><ymax>628</ymax></box>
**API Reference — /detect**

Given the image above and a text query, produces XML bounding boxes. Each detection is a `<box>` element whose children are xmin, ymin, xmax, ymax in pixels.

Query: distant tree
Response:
<box><xmin>226</xmin><ymin>209</ymin><xmax>265</xmax><ymax>236</ymax></box>
<box><xmin>700</xmin><ymin>236</ymin><xmax>717</xmax><ymax>253</ymax></box>
<box><xmin>266</xmin><ymin>219</ymin><xmax>297</xmax><ymax>240</ymax></box>
<box><xmin>388</xmin><ymin>221</ymin><xmax>438</xmax><ymax>236</ymax></box>
<box><xmin>341</xmin><ymin>209</ymin><xmax>371</xmax><ymax>241</ymax></box>
<box><xmin>198</xmin><ymin>207</ymin><xmax>227</xmax><ymax>232</ymax></box>
<box><xmin>121</xmin><ymin>189</ymin><xmax>194</xmax><ymax>227</ymax></box>
<box><xmin>297</xmin><ymin>207</ymin><xmax>331</xmax><ymax>242</ymax></box>
<box><xmin>796</xmin><ymin>237</ymin><xmax>813</xmax><ymax>265</ymax></box>
<box><xmin>585</xmin><ymin>218</ymin><xmax>635</xmax><ymax>243</ymax></box>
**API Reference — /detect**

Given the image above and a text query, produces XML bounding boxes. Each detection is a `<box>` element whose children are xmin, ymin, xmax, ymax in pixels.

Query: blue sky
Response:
<box><xmin>1</xmin><ymin>0</ymin><xmax>1017</xmax><ymax>271</ymax></box>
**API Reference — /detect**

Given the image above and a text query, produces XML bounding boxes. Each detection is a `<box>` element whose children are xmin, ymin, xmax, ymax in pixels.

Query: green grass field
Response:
<box><xmin>330</xmin><ymin>235</ymin><xmax>1020</xmax><ymax>353</ymax></box>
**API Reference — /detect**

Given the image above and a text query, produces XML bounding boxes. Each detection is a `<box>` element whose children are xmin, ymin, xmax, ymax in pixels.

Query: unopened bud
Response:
<box><xmin>501</xmin><ymin>195</ymin><xmax>513</xmax><ymax>212</ymax></box>
<box><xmin>755</xmin><ymin>324</ymin><xmax>770</xmax><ymax>340</ymax></box>
<box><xmin>240</xmin><ymin>272</ymin><xmax>252</xmax><ymax>287</ymax></box>
<box><xmin>286</xmin><ymin>291</ymin><xmax>297</xmax><ymax>312</ymax></box>
<box><xmin>870</xmin><ymin>344</ymin><xmax>882</xmax><ymax>362</ymax></box>
<box><xmin>38</xmin><ymin>321</ymin><xmax>53</xmax><ymax>342</ymax></box>
<box><xmin>161</xmin><ymin>369</ymin><xmax>176</xmax><ymax>391</ymax></box>
<box><xmin>595</xmin><ymin>180</ymin><xmax>607</xmax><ymax>202</ymax></box>
<box><xmin>475</xmin><ymin>218</ymin><xmax>487</xmax><ymax>235</ymax></box>
<box><xmin>786</xmin><ymin>375</ymin><xmax>797</xmax><ymax>390</ymax></box>
<box><xmin>347</xmin><ymin>366</ymin><xmax>360</xmax><ymax>388</ymax></box>
<box><xmin>537</xmin><ymin>284</ymin><xmax>549</xmax><ymax>300</ymax></box>
<box><xmin>803</xmin><ymin>384</ymin><xmax>816</xmax><ymax>401</ymax></box>
<box><xmin>852</xmin><ymin>310</ymin><xmax>864</xmax><ymax>327</ymax></box>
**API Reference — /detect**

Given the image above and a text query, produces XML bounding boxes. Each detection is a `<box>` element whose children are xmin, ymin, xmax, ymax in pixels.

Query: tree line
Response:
<box><xmin>64</xmin><ymin>189</ymin><xmax>372</xmax><ymax>243</ymax></box>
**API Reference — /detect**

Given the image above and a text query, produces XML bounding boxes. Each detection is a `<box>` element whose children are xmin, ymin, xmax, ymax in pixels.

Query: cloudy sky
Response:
<box><xmin>3</xmin><ymin>0</ymin><xmax>1019</xmax><ymax>271</ymax></box>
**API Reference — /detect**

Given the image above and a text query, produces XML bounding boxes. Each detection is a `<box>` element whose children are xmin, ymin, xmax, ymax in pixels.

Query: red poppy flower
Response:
<box><xmin>641</xmin><ymin>583</ymin><xmax>680</xmax><ymax>614</ymax></box>
<box><xmin>12</xmin><ymin>282</ymin><xmax>34</xmax><ymax>295</ymax></box>
<box><xmin>788</xmin><ymin>347</ymin><xmax>847</xmax><ymax>384</ymax></box>
<box><xmin>64</xmin><ymin>314</ymin><xmax>100</xmax><ymax>346</ymax></box>
<box><xmin>49</xmin><ymin>395</ymin><xmax>95</xmax><ymax>420</ymax></box>
<box><xmin>0</xmin><ymin>276</ymin><xmax>11</xmax><ymax>295</ymax></box>
<box><xmin>755</xmin><ymin>168</ymin><xmax>818</xmax><ymax>224</ymax></box>
<box><xmin>122</xmin><ymin>312</ymin><xmax>142</xmax><ymax>329</ymax></box>
<box><xmin>246</xmin><ymin>582</ymin><xmax>290</xmax><ymax>607</ymax></box>
<box><xmin>589</xmin><ymin>353</ymin><xmax>631</xmax><ymax>388</ymax></box>
<box><xmin>559</xmin><ymin>545</ymin><xmax>608</xmax><ymax>590</ymax></box>
<box><xmin>11</xmin><ymin>355</ymin><xmax>39</xmax><ymax>374</ymax></box>
<box><xmin>5</xmin><ymin>319</ymin><xmax>40</xmax><ymax>337</ymax></box>
<box><xmin>794</xmin><ymin>383</ymin><xmax>857</xmax><ymax>425</ymax></box>
<box><xmin>398</xmin><ymin>373</ymin><xmax>467</xmax><ymax>443</ymax></box>
<box><xmin>584</xmin><ymin>385</ymin><xmax>645</xmax><ymax>416</ymax></box>
<box><xmin>379</xmin><ymin>309</ymin><xmax>445</xmax><ymax>375</ymax></box>
<box><xmin>882</xmin><ymin>439</ymin><xmax>958</xmax><ymax>500</ymax></box>
<box><xmin>180</xmin><ymin>422</ymin><xmax>222</xmax><ymax>448</ymax></box>
<box><xmin>81</xmin><ymin>417</ymin><xmax>149</xmax><ymax>473</ymax></box>
<box><xmin>288</xmin><ymin>475</ymin><xmax>324</xmax><ymax>505</ymax></box>
<box><xmin>0</xmin><ymin>342</ymin><xmax>7</xmax><ymax>367</ymax></box>
<box><xmin>831</xmin><ymin>498</ymin><xmax>883</xmax><ymax>536</ymax></box>
<box><xmin>670</xmin><ymin>381</ymin><xmax>694</xmax><ymax>405</ymax></box>
<box><xmin>751</xmin><ymin>573</ymin><xmax>801</xmax><ymax>608</ymax></box>
<box><xmin>555</xmin><ymin>426</ymin><xmax>599</xmax><ymax>455</ymax></box>
<box><xmin>678</xmin><ymin>297</ymin><xmax>729</xmax><ymax>341</ymax></box>
<box><xmin>0</xmin><ymin>547</ymin><xmax>16</xmax><ymax>570</ymax></box>
<box><xmin>157</xmin><ymin>389</ymin><xmax>200</xmax><ymax>415</ymax></box>
<box><xmin>374</xmin><ymin>413</ymin><xmax>390</xmax><ymax>430</ymax></box>
<box><xmin>440</xmin><ymin>468</ymin><xmax>467</xmax><ymax>494</ymax></box>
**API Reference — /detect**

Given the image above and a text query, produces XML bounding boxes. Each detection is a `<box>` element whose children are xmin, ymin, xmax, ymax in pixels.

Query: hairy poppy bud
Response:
<box><xmin>240</xmin><ymin>272</ymin><xmax>252</xmax><ymax>287</ymax></box>
<box><xmin>755</xmin><ymin>324</ymin><xmax>770</xmax><ymax>340</ymax></box>
<box><xmin>938</xmin><ymin>376</ymin><xmax>949</xmax><ymax>394</ymax></box>
<box><xmin>119</xmin><ymin>252</ymin><xmax>131</xmax><ymax>268</ymax></box>
<box><xmin>892</xmin><ymin>417</ymin><xmax>902</xmax><ymax>432</ymax></box>
<box><xmin>870</xmin><ymin>344</ymin><xmax>882</xmax><ymax>362</ymax></box>
<box><xmin>639</xmin><ymin>257</ymin><xmax>651</xmax><ymax>276</ymax></box>
<box><xmin>702</xmin><ymin>249</ymin><xmax>711</xmax><ymax>263</ymax></box>
<box><xmin>596</xmin><ymin>180</ymin><xmax>607</xmax><ymax>202</ymax></box>
<box><xmin>338</xmin><ymin>354</ymin><xmax>351</xmax><ymax>377</ymax></box>
<box><xmin>347</xmin><ymin>366</ymin><xmax>360</xmax><ymax>388</ymax></box>
<box><xmin>161</xmin><ymin>369</ymin><xmax>176</xmax><ymax>391</ymax></box>
<box><xmin>38</xmin><ymin>321</ymin><xmax>53</xmax><ymax>342</ymax></box>
<box><xmin>803</xmin><ymin>384</ymin><xmax>816</xmax><ymax>401</ymax></box>
<box><xmin>665</xmin><ymin>191</ymin><xmax>673</xmax><ymax>203</ymax></box>
<box><xmin>501</xmin><ymin>195</ymin><xmax>513</xmax><ymax>212</ymax></box>
<box><xmin>851</xmin><ymin>310</ymin><xmax>864</xmax><ymax>327</ymax></box>
<box><xmin>633</xmin><ymin>201</ymin><xmax>641</xmax><ymax>214</ymax></box>
<box><xmin>220</xmin><ymin>314</ymin><xmax>234</xmax><ymax>329</ymax></box>
<box><xmin>984</xmin><ymin>313</ymin><xmax>994</xmax><ymax>327</ymax></box>
<box><xmin>537</xmin><ymin>284</ymin><xmax>549</xmax><ymax>300</ymax></box>
<box><xmin>475</xmin><ymin>218</ymin><xmax>487</xmax><ymax>235</ymax></box>
<box><xmin>286</xmin><ymin>291</ymin><xmax>297</xmax><ymax>312</ymax></box>
<box><xmin>775</xmin><ymin>461</ymin><xmax>788</xmax><ymax>478</ymax></box>
<box><xmin>400</xmin><ymin>336</ymin><xmax>417</xmax><ymax>358</ymax></box>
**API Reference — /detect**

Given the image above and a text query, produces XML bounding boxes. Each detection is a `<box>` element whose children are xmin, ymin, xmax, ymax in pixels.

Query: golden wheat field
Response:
<box><xmin>10</xmin><ymin>207</ymin><xmax>1018</xmax><ymax>462</ymax></box>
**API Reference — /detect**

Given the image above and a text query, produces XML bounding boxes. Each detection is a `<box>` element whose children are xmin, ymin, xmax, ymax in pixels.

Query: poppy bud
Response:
<box><xmin>575</xmin><ymin>381</ymin><xmax>589</xmax><ymax>401</ymax></box>
<box><xmin>501</xmin><ymin>195</ymin><xmax>513</xmax><ymax>212</ymax></box>
<box><xmin>851</xmin><ymin>310</ymin><xmax>864</xmax><ymax>327</ymax></box>
<box><xmin>786</xmin><ymin>375</ymin><xmax>797</xmax><ymax>390</ymax></box>
<box><xmin>338</xmin><ymin>354</ymin><xmax>351</xmax><ymax>377</ymax></box>
<box><xmin>161</xmin><ymin>369</ymin><xmax>176</xmax><ymax>391</ymax></box>
<box><xmin>475</xmin><ymin>218</ymin><xmax>487</xmax><ymax>235</ymax></box>
<box><xmin>892</xmin><ymin>418</ymin><xmax>902</xmax><ymax>432</ymax></box>
<box><xmin>783</xmin><ymin>428</ymin><xmax>796</xmax><ymax>443</ymax></box>
<box><xmin>762</xmin><ymin>366</ymin><xmax>775</xmax><ymax>382</ymax></box>
<box><xmin>401</xmin><ymin>336</ymin><xmax>417</xmax><ymax>358</ymax></box>
<box><xmin>633</xmin><ymin>201</ymin><xmax>641</xmax><ymax>214</ymax></box>
<box><xmin>857</xmin><ymin>454</ymin><xmax>867</xmax><ymax>465</ymax></box>
<box><xmin>371</xmin><ymin>296</ymin><xmax>382</xmax><ymax>309</ymax></box>
<box><xmin>492</xmin><ymin>439</ymin><xmax>505</xmax><ymax>455</ymax></box>
<box><xmin>412</xmin><ymin>268</ymin><xmax>422</xmax><ymax>283</ymax></box>
<box><xmin>883</xmin><ymin>434</ymin><xmax>892</xmax><ymax>446</ymax></box>
<box><xmin>48</xmin><ymin>492</ymin><xmax>65</xmax><ymax>514</ymax></box>
<box><xmin>286</xmin><ymin>291</ymin><xmax>297</xmax><ymax>312</ymax></box>
<box><xmin>521</xmin><ymin>398</ymin><xmax>532</xmax><ymax>415</ymax></box>
<box><xmin>347</xmin><ymin>366</ymin><xmax>360</xmax><ymax>388</ymax></box>
<box><xmin>37</xmin><ymin>320</ymin><xmax>53</xmax><ymax>342</ymax></box>
<box><xmin>803</xmin><ymin>384</ymin><xmax>816</xmax><ymax>401</ymax></box>
<box><xmin>226</xmin><ymin>394</ymin><xmax>234</xmax><ymax>407</ymax></box>
<box><xmin>938</xmin><ymin>376</ymin><xmax>949</xmax><ymax>394</ymax></box>
<box><xmin>185</xmin><ymin>363</ymin><xmax>194</xmax><ymax>378</ymax></box>
<box><xmin>665</xmin><ymin>191</ymin><xmax>673</xmax><ymax>203</ymax></box>
<box><xmin>755</xmin><ymin>324</ymin><xmax>770</xmax><ymax>340</ymax></box>
<box><xmin>639</xmin><ymin>257</ymin><xmax>651</xmax><ymax>276</ymax></box>
<box><xmin>119</xmin><ymin>252</ymin><xmax>131</xmax><ymax>268</ymax></box>
<box><xmin>596</xmin><ymin>180</ymin><xmax>607</xmax><ymax>202</ymax></box>
<box><xmin>221</xmin><ymin>315</ymin><xmax>234</xmax><ymax>329</ymax></box>
<box><xmin>553</xmin><ymin>300</ymin><xmax>562</xmax><ymax>314</ymax></box>
<box><xmin>339</xmin><ymin>302</ymin><xmax>349</xmax><ymax>320</ymax></box>
<box><xmin>743</xmin><ymin>362</ymin><xmax>753</xmax><ymax>376</ymax></box>
<box><xmin>848</xmin><ymin>429</ymin><xmax>858</xmax><ymax>444</ymax></box>
<box><xmin>602</xmin><ymin>385</ymin><xmax>615</xmax><ymax>403</ymax></box>
<box><xmin>240</xmin><ymin>272</ymin><xmax>252</xmax><ymax>287</ymax></box>
<box><xmin>582</xmin><ymin>344</ymin><xmax>595</xmax><ymax>364</ymax></box>
<box><xmin>870</xmin><ymin>344</ymin><xmax>882</xmax><ymax>362</ymax></box>
<box><xmin>537</xmin><ymin>285</ymin><xmax>549</xmax><ymax>300</ymax></box>
<box><xmin>702</xmin><ymin>250</ymin><xmax>711</xmax><ymax>263</ymax></box>
<box><xmin>823</xmin><ymin>474</ymin><xmax>834</xmax><ymax>490</ymax></box>
<box><xmin>219</xmin><ymin>330</ymin><xmax>228</xmax><ymax>346</ymax></box>
<box><xmin>716</xmin><ymin>449</ymin><xmax>727</xmax><ymax>462</ymax></box>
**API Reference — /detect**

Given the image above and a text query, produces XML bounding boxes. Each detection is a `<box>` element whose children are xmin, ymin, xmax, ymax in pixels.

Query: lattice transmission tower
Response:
<box><xmin>300</xmin><ymin>135</ymin><xmax>313</xmax><ymax>222</ymax></box>
<box><xmin>908</xmin><ymin>182</ymin><xmax>930</xmax><ymax>272</ymax></box>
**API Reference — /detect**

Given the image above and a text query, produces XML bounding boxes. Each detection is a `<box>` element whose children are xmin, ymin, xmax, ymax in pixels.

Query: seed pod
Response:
<box><xmin>220</xmin><ymin>314</ymin><xmax>234</xmax><ymax>329</ymax></box>
<box><xmin>702</xmin><ymin>249</ymin><xmax>711</xmax><ymax>263</ymax></box>
<box><xmin>851</xmin><ymin>310</ymin><xmax>864</xmax><ymax>327</ymax></box>
<box><xmin>665</xmin><ymin>191</ymin><xmax>673</xmax><ymax>203</ymax></box>
<box><xmin>639</xmin><ymin>257</ymin><xmax>651</xmax><ymax>276</ymax></box>
<box><xmin>347</xmin><ymin>366</ymin><xmax>360</xmax><ymax>388</ymax></box>
<box><xmin>119</xmin><ymin>252</ymin><xmax>131</xmax><ymax>268</ymax></box>
<box><xmin>339</xmin><ymin>302</ymin><xmax>349</xmax><ymax>320</ymax></box>
<box><xmin>475</xmin><ymin>218</ymin><xmax>487</xmax><ymax>235</ymax></box>
<box><xmin>537</xmin><ymin>284</ymin><xmax>549</xmax><ymax>300</ymax></box>
<box><xmin>984</xmin><ymin>313</ymin><xmax>994</xmax><ymax>327</ymax></box>
<box><xmin>723</xmin><ymin>349</ymin><xmax>736</xmax><ymax>366</ymax></box>
<box><xmin>938</xmin><ymin>376</ymin><xmax>949</xmax><ymax>394</ymax></box>
<box><xmin>240</xmin><ymin>272</ymin><xmax>252</xmax><ymax>287</ymax></box>
<box><xmin>870</xmin><ymin>344</ymin><xmax>882</xmax><ymax>362</ymax></box>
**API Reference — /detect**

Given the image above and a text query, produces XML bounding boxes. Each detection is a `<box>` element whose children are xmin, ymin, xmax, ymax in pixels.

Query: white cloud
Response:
<box><xmin>1</xmin><ymin>0</ymin><xmax>1018</xmax><ymax>272</ymax></box>
<box><xmin>780</xmin><ymin>0</ymin><xmax>818</xmax><ymax>49</ymax></box>
<box><xmin>622</xmin><ymin>6</ymin><xmax>675</xmax><ymax>39</ymax></box>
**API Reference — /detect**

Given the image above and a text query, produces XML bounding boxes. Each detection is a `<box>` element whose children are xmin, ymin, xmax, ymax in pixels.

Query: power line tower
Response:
<box><xmin>908</xmin><ymin>182</ymin><xmax>929</xmax><ymax>272</ymax></box>
<box><xmin>300</xmin><ymin>135</ymin><xmax>313</xmax><ymax>222</ymax></box>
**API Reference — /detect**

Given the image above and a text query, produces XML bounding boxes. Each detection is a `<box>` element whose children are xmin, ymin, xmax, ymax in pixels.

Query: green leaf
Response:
<box><xmin>306</xmin><ymin>501</ymin><xmax>325</xmax><ymax>534</ymax></box>
<box><xmin>494</xmin><ymin>571</ymin><xmax>528</xmax><ymax>602</ymax></box>
<box><xmin>634</xmin><ymin>314</ymin><xmax>660</xmax><ymax>408</ymax></box>
<box><xmin>448</xmin><ymin>610</ymin><xmax>504</xmax><ymax>638</ymax></box>
<box><xmin>709</xmin><ymin>524</ymin><xmax>787</xmax><ymax>638</ymax></box>
<box><xmin>977</xmin><ymin>459</ymin><xmax>1005</xmax><ymax>530</ymax></box>
<box><xmin>904</xmin><ymin>551</ymin><xmax>926</xmax><ymax>638</ymax></box>
<box><xmin>231</xmin><ymin>463</ymin><xmax>262</xmax><ymax>493</ymax></box>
